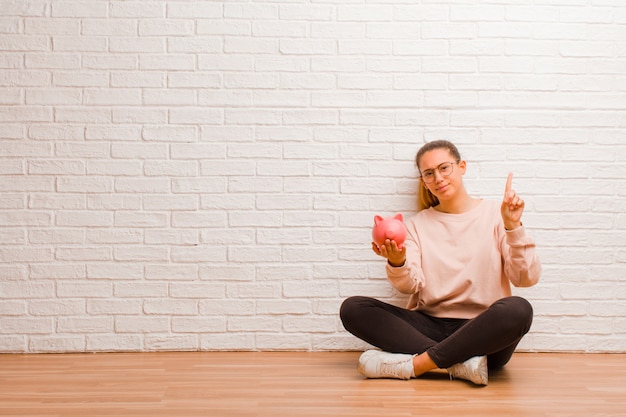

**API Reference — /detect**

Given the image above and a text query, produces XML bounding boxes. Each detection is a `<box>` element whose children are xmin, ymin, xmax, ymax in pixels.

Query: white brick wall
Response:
<box><xmin>1</xmin><ymin>0</ymin><xmax>625</xmax><ymax>353</ymax></box>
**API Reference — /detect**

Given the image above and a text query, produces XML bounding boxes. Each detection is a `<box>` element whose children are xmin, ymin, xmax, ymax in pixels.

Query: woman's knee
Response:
<box><xmin>499</xmin><ymin>296</ymin><xmax>534</xmax><ymax>334</ymax></box>
<box><xmin>510</xmin><ymin>296</ymin><xmax>533</xmax><ymax>319</ymax></box>
<box><xmin>339</xmin><ymin>296</ymin><xmax>368</xmax><ymax>323</ymax></box>
<box><xmin>340</xmin><ymin>296</ymin><xmax>385</xmax><ymax>333</ymax></box>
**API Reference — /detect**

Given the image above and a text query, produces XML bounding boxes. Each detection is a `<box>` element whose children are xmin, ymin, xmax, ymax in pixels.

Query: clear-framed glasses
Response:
<box><xmin>419</xmin><ymin>161</ymin><xmax>457</xmax><ymax>184</ymax></box>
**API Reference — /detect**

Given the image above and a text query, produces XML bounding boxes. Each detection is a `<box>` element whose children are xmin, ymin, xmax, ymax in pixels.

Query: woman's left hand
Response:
<box><xmin>501</xmin><ymin>172</ymin><xmax>524</xmax><ymax>230</ymax></box>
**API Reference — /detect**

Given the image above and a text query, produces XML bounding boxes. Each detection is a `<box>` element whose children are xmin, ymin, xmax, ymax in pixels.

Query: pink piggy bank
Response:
<box><xmin>372</xmin><ymin>213</ymin><xmax>407</xmax><ymax>248</ymax></box>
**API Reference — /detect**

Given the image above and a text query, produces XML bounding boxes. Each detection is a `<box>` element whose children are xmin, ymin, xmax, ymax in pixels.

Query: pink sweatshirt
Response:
<box><xmin>386</xmin><ymin>199</ymin><xmax>541</xmax><ymax>319</ymax></box>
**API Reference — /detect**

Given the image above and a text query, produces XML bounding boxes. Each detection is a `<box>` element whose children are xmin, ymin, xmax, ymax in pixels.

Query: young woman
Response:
<box><xmin>340</xmin><ymin>140</ymin><xmax>541</xmax><ymax>385</ymax></box>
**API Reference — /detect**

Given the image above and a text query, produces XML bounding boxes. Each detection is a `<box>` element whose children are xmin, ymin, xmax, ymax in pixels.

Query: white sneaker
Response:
<box><xmin>447</xmin><ymin>355</ymin><xmax>488</xmax><ymax>385</ymax></box>
<box><xmin>357</xmin><ymin>350</ymin><xmax>415</xmax><ymax>380</ymax></box>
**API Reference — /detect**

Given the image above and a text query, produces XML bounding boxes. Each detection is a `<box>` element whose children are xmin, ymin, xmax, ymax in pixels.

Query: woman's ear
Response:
<box><xmin>458</xmin><ymin>160</ymin><xmax>467</xmax><ymax>174</ymax></box>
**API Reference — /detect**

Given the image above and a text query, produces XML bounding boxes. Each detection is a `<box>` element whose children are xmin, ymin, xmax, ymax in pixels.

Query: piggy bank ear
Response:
<box><xmin>374</xmin><ymin>215</ymin><xmax>383</xmax><ymax>225</ymax></box>
<box><xmin>393</xmin><ymin>213</ymin><xmax>404</xmax><ymax>222</ymax></box>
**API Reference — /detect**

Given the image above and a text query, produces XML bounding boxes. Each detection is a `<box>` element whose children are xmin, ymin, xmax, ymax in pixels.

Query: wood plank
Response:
<box><xmin>1</xmin><ymin>352</ymin><xmax>625</xmax><ymax>416</ymax></box>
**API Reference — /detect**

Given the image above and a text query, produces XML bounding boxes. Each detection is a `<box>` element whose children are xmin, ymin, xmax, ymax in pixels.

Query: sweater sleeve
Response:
<box><xmin>501</xmin><ymin>224</ymin><xmax>542</xmax><ymax>287</ymax></box>
<box><xmin>384</xmin><ymin>223</ymin><xmax>425</xmax><ymax>309</ymax></box>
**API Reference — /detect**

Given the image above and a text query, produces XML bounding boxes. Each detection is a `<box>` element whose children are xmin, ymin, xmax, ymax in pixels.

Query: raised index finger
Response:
<box><xmin>505</xmin><ymin>172</ymin><xmax>513</xmax><ymax>195</ymax></box>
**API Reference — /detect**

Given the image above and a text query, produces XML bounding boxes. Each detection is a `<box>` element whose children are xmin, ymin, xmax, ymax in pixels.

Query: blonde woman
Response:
<box><xmin>340</xmin><ymin>140</ymin><xmax>541</xmax><ymax>385</ymax></box>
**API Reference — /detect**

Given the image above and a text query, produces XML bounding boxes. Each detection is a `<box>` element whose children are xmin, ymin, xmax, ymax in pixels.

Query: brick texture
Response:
<box><xmin>1</xmin><ymin>1</ymin><xmax>625</xmax><ymax>353</ymax></box>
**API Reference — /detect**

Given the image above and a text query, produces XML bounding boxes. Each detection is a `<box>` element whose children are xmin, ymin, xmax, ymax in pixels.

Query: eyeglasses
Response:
<box><xmin>419</xmin><ymin>161</ymin><xmax>457</xmax><ymax>184</ymax></box>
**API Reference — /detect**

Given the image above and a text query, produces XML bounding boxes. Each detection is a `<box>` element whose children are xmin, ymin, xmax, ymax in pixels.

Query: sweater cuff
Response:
<box><xmin>505</xmin><ymin>224</ymin><xmax>528</xmax><ymax>242</ymax></box>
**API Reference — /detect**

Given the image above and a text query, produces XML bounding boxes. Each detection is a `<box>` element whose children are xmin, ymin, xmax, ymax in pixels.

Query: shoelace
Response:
<box><xmin>379</xmin><ymin>360</ymin><xmax>409</xmax><ymax>379</ymax></box>
<box><xmin>449</xmin><ymin>364</ymin><xmax>471</xmax><ymax>381</ymax></box>
<box><xmin>449</xmin><ymin>358</ymin><xmax>487</xmax><ymax>384</ymax></box>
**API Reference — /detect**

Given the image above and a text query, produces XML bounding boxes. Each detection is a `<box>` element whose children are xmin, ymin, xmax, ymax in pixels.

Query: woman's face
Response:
<box><xmin>418</xmin><ymin>148</ymin><xmax>466</xmax><ymax>201</ymax></box>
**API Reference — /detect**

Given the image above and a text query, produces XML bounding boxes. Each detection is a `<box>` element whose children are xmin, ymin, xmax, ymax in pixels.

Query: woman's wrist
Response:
<box><xmin>505</xmin><ymin>222</ymin><xmax>522</xmax><ymax>231</ymax></box>
<box><xmin>387</xmin><ymin>259</ymin><xmax>406</xmax><ymax>268</ymax></box>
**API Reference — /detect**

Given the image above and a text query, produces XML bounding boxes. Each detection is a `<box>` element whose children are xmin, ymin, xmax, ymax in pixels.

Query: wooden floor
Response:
<box><xmin>1</xmin><ymin>352</ymin><xmax>626</xmax><ymax>417</ymax></box>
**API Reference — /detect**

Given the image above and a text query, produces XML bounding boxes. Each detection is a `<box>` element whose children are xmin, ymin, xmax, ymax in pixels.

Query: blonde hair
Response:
<box><xmin>418</xmin><ymin>185</ymin><xmax>439</xmax><ymax>212</ymax></box>
<box><xmin>415</xmin><ymin>140</ymin><xmax>462</xmax><ymax>211</ymax></box>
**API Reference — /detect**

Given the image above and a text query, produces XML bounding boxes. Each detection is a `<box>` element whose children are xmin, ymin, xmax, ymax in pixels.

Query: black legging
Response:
<box><xmin>340</xmin><ymin>295</ymin><xmax>533</xmax><ymax>369</ymax></box>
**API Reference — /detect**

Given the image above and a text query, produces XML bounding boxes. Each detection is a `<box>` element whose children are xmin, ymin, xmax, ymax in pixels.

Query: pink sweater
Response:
<box><xmin>386</xmin><ymin>199</ymin><xmax>541</xmax><ymax>319</ymax></box>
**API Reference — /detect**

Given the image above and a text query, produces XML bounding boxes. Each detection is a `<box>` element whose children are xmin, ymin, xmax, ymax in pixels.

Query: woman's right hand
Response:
<box><xmin>372</xmin><ymin>239</ymin><xmax>406</xmax><ymax>267</ymax></box>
